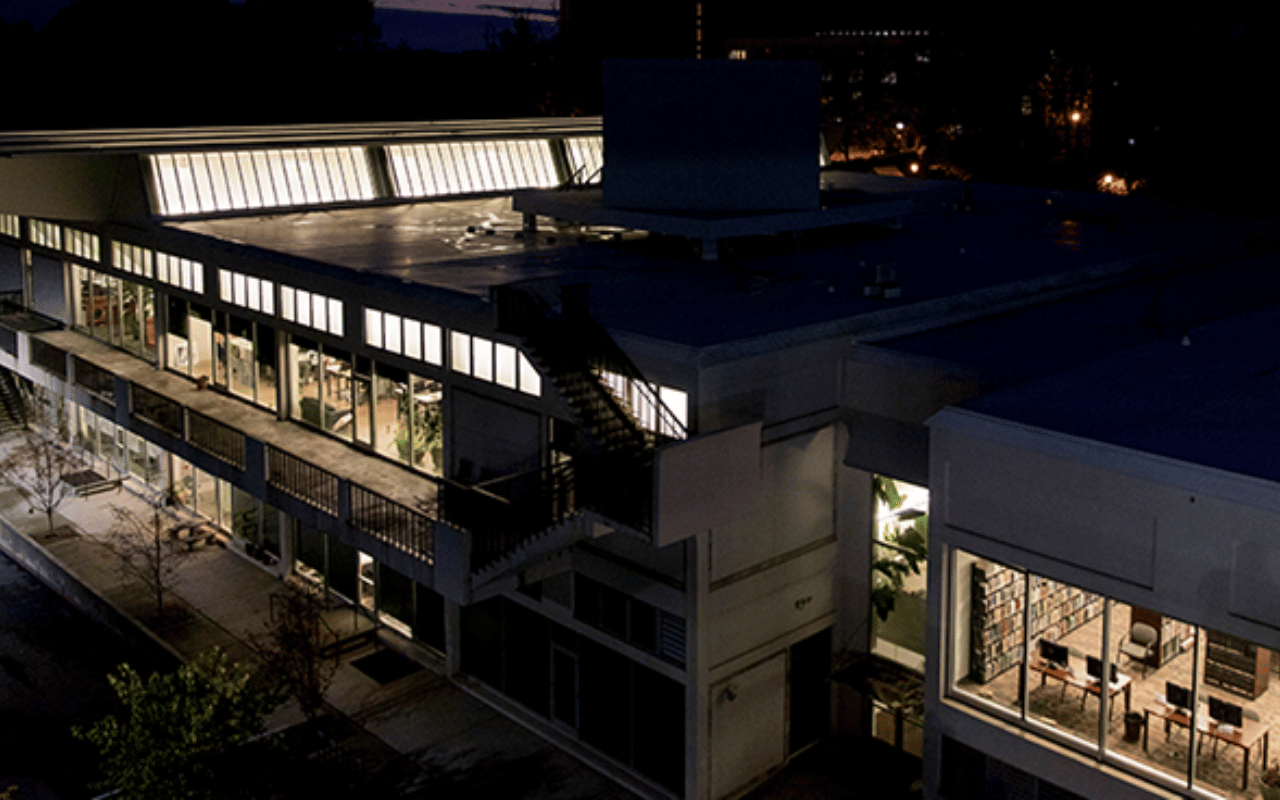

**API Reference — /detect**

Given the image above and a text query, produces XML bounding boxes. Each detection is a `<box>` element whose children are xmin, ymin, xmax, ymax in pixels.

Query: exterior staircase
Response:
<box><xmin>437</xmin><ymin>285</ymin><xmax>685</xmax><ymax>589</ymax></box>
<box><xmin>0</xmin><ymin>368</ymin><xmax>27</xmax><ymax>434</ymax></box>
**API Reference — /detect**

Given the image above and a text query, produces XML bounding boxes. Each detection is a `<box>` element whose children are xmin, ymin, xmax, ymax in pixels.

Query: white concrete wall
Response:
<box><xmin>925</xmin><ymin>407</ymin><xmax>1280</xmax><ymax>800</ymax></box>
<box><xmin>697</xmin><ymin>424</ymin><xmax>838</xmax><ymax>799</ymax></box>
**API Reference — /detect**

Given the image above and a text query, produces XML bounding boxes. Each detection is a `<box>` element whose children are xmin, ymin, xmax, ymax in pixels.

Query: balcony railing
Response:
<box><xmin>73</xmin><ymin>355</ymin><xmax>116</xmax><ymax>399</ymax></box>
<box><xmin>187</xmin><ymin>408</ymin><xmax>246</xmax><ymax>469</ymax></box>
<box><xmin>349</xmin><ymin>483</ymin><xmax>433</xmax><ymax>561</ymax></box>
<box><xmin>267</xmin><ymin>445</ymin><xmax>339</xmax><ymax>515</ymax></box>
<box><xmin>131</xmin><ymin>383</ymin><xmax>183</xmax><ymax>437</ymax></box>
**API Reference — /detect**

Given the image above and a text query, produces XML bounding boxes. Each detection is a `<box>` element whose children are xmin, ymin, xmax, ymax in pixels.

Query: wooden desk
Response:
<box><xmin>1030</xmin><ymin>659</ymin><xmax>1132</xmax><ymax>717</ymax></box>
<box><xmin>1143</xmin><ymin>702</ymin><xmax>1270</xmax><ymax>790</ymax></box>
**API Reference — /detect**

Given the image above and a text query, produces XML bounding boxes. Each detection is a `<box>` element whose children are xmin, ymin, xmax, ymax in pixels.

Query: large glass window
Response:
<box><xmin>1025</xmin><ymin>573</ymin><xmax>1105</xmax><ymax>748</ymax></box>
<box><xmin>950</xmin><ymin>547</ymin><xmax>1280</xmax><ymax>799</ymax></box>
<box><xmin>951</xmin><ymin>550</ymin><xmax>1026</xmax><ymax>717</ymax></box>
<box><xmin>289</xmin><ymin>337</ymin><xmax>322</xmax><ymax>427</ymax></box>
<box><xmin>188</xmin><ymin>303</ymin><xmax>214</xmax><ymax>382</ymax></box>
<box><xmin>872</xmin><ymin>477</ymin><xmax>929</xmax><ymax>672</ymax></box>
<box><xmin>368</xmin><ymin>363</ymin><xmax>441</xmax><ymax>475</ymax></box>
<box><xmin>228</xmin><ymin>315</ymin><xmax>256</xmax><ymax>401</ymax></box>
<box><xmin>322</xmin><ymin>348</ymin><xmax>353</xmax><ymax>437</ymax></box>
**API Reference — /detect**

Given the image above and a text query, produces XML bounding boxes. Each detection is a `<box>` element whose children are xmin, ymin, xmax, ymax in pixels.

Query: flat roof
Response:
<box><xmin>172</xmin><ymin>171</ymin><xmax>1270</xmax><ymax>353</ymax></box>
<box><xmin>0</xmin><ymin>118</ymin><xmax>602</xmax><ymax>155</ymax></box>
<box><xmin>953</xmin><ymin>300</ymin><xmax>1280</xmax><ymax>485</ymax></box>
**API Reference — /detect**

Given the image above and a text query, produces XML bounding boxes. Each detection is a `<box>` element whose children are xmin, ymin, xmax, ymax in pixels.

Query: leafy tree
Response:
<box><xmin>249</xmin><ymin>581</ymin><xmax>339</xmax><ymax>720</ymax></box>
<box><xmin>73</xmin><ymin>648</ymin><xmax>278</xmax><ymax>800</ymax></box>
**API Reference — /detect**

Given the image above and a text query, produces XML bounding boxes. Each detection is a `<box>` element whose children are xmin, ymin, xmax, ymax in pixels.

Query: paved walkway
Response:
<box><xmin>0</xmin><ymin>430</ymin><xmax>641</xmax><ymax>800</ymax></box>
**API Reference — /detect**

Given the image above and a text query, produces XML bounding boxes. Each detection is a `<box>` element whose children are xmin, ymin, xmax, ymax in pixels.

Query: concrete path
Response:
<box><xmin>0</xmin><ymin>431</ymin><xmax>642</xmax><ymax>800</ymax></box>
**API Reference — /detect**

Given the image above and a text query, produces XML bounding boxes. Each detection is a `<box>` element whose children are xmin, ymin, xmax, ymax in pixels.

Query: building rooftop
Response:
<box><xmin>950</xmin><ymin>299</ymin><xmax>1280</xmax><ymax>485</ymax></box>
<box><xmin>173</xmin><ymin>170</ymin><xmax>1268</xmax><ymax>358</ymax></box>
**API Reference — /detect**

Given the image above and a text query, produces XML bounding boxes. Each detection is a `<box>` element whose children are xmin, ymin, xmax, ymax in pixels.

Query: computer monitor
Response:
<box><xmin>1039</xmin><ymin>639</ymin><xmax>1069</xmax><ymax>667</ymax></box>
<box><xmin>1209</xmin><ymin>696</ymin><xmax>1244</xmax><ymax>727</ymax></box>
<box><xmin>1086</xmin><ymin>656</ymin><xmax>1118</xmax><ymax>683</ymax></box>
<box><xmin>1165</xmin><ymin>681</ymin><xmax>1191</xmax><ymax>710</ymax></box>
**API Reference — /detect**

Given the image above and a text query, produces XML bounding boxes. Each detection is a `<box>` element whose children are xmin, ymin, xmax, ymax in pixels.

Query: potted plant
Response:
<box><xmin>1261</xmin><ymin>763</ymin><xmax>1280</xmax><ymax>800</ymax></box>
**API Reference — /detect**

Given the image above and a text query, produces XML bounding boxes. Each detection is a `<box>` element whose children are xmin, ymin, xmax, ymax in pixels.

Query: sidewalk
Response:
<box><xmin>0</xmin><ymin>431</ymin><xmax>641</xmax><ymax>800</ymax></box>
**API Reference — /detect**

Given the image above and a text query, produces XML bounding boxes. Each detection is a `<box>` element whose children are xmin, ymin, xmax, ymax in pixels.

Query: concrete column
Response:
<box><xmin>687</xmin><ymin>531</ymin><xmax>710</xmax><ymax>800</ymax></box>
<box><xmin>834</xmin><ymin>428</ymin><xmax>874</xmax><ymax>659</ymax></box>
<box><xmin>277</xmin><ymin>510</ymin><xmax>294</xmax><ymax>578</ymax></box>
<box><xmin>276</xmin><ymin>331</ymin><xmax>287</xmax><ymax>421</ymax></box>
<box><xmin>443</xmin><ymin>599</ymin><xmax>462</xmax><ymax>677</ymax></box>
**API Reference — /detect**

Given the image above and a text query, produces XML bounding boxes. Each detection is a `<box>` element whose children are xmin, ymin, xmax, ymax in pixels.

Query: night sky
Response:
<box><xmin>0</xmin><ymin>0</ymin><xmax>557</xmax><ymax>52</ymax></box>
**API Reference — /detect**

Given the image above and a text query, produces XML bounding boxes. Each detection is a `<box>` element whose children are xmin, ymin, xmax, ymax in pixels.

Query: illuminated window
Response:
<box><xmin>29</xmin><ymin>220</ymin><xmax>62</xmax><ymax>250</ymax></box>
<box><xmin>450</xmin><ymin>331</ymin><xmax>471</xmax><ymax>374</ymax></box>
<box><xmin>386</xmin><ymin>139</ymin><xmax>559</xmax><ymax>199</ymax></box>
<box><xmin>599</xmin><ymin>369</ymin><xmax>687</xmax><ymax>439</ymax></box>
<box><xmin>564</xmin><ymin>136</ymin><xmax>604</xmax><ymax>185</ymax></box>
<box><xmin>518</xmin><ymin>353</ymin><xmax>540</xmax><ymax>396</ymax></box>
<box><xmin>217</xmin><ymin>269</ymin><xmax>274</xmax><ymax>315</ymax></box>
<box><xmin>280</xmin><ymin>284</ymin><xmax>341</xmax><ymax>336</ymax></box>
<box><xmin>154</xmin><ymin>250</ymin><xmax>203</xmax><ymax>293</ymax></box>
<box><xmin>65</xmin><ymin>228</ymin><xmax>100</xmax><ymax>261</ymax></box>
<box><xmin>363</xmin><ymin>306</ymin><xmax>443</xmax><ymax>367</ymax></box>
<box><xmin>495</xmin><ymin>343</ymin><xmax>517</xmax><ymax>389</ymax></box>
<box><xmin>149</xmin><ymin>146</ymin><xmax>376</xmax><ymax>216</ymax></box>
<box><xmin>0</xmin><ymin>214</ymin><xmax>19</xmax><ymax>239</ymax></box>
<box><xmin>728</xmin><ymin>49</ymin><xmax>747</xmax><ymax>60</ymax></box>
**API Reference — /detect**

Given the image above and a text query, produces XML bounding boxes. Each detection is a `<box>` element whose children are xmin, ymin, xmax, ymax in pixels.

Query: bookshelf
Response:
<box><xmin>970</xmin><ymin>561</ymin><xmax>1025</xmax><ymax>683</ymax></box>
<box><xmin>1204</xmin><ymin>628</ymin><xmax>1270</xmax><ymax>699</ymax></box>
<box><xmin>970</xmin><ymin>562</ymin><xmax>1104</xmax><ymax>683</ymax></box>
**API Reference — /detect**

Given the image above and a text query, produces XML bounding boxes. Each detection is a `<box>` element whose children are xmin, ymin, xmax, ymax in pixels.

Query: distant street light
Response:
<box><xmin>1070</xmin><ymin>111</ymin><xmax>1081</xmax><ymax>122</ymax></box>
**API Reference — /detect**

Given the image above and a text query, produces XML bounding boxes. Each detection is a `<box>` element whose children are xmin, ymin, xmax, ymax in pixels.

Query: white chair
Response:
<box><xmin>1119</xmin><ymin>622</ymin><xmax>1158</xmax><ymax>676</ymax></box>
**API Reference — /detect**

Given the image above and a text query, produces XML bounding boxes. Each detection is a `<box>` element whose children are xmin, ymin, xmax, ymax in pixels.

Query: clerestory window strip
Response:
<box><xmin>386</xmin><ymin>139</ymin><xmax>559</xmax><ymax>199</ymax></box>
<box><xmin>149</xmin><ymin>146</ymin><xmax>376</xmax><ymax>216</ymax></box>
<box><xmin>564</xmin><ymin>136</ymin><xmax>604</xmax><ymax>184</ymax></box>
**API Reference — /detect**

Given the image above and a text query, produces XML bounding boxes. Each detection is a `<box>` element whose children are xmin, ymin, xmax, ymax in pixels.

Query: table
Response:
<box><xmin>1030</xmin><ymin>658</ymin><xmax>1132</xmax><ymax>717</ymax></box>
<box><xmin>1143</xmin><ymin>702</ymin><xmax>1270</xmax><ymax>790</ymax></box>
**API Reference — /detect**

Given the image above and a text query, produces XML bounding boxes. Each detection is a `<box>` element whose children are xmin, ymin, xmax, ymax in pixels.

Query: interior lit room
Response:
<box><xmin>950</xmin><ymin>549</ymin><xmax>1278</xmax><ymax>799</ymax></box>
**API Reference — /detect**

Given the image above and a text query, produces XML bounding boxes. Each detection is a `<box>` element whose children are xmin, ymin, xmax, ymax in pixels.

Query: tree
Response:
<box><xmin>73</xmin><ymin>648</ymin><xmax>278</xmax><ymax>800</ymax></box>
<box><xmin>249</xmin><ymin>580</ymin><xmax>339</xmax><ymax>720</ymax></box>
<box><xmin>0</xmin><ymin>389</ymin><xmax>82</xmax><ymax>535</ymax></box>
<box><xmin>109</xmin><ymin>499</ymin><xmax>195</xmax><ymax>623</ymax></box>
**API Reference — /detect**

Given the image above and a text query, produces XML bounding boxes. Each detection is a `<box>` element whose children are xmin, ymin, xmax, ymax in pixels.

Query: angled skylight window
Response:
<box><xmin>149</xmin><ymin>146</ymin><xmax>376</xmax><ymax>216</ymax></box>
<box><xmin>386</xmin><ymin>139</ymin><xmax>559</xmax><ymax>199</ymax></box>
<box><xmin>564</xmin><ymin>136</ymin><xmax>604</xmax><ymax>185</ymax></box>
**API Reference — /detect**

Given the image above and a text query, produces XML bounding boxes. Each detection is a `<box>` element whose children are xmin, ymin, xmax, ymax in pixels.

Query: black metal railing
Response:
<box><xmin>130</xmin><ymin>383</ymin><xmax>183</xmax><ymax>437</ymax></box>
<box><xmin>187</xmin><ymin>408</ymin><xmax>246</xmax><ymax>469</ymax></box>
<box><xmin>30</xmin><ymin>340</ymin><xmax>67</xmax><ymax>378</ymax></box>
<box><xmin>441</xmin><ymin>460</ymin><xmax>577</xmax><ymax>572</ymax></box>
<box><xmin>266</xmin><ymin>446</ymin><xmax>339</xmax><ymax>514</ymax></box>
<box><xmin>72</xmin><ymin>355</ymin><xmax>115</xmax><ymax>399</ymax></box>
<box><xmin>349</xmin><ymin>484</ymin><xmax>433</xmax><ymax>561</ymax></box>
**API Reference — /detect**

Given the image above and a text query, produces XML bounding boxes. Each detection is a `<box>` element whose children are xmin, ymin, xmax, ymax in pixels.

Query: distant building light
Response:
<box><xmin>909</xmin><ymin>162</ymin><xmax>920</xmax><ymax>173</ymax></box>
<box><xmin>1103</xmin><ymin>174</ymin><xmax>1113</xmax><ymax>183</ymax></box>
<box><xmin>1129</xmin><ymin>138</ymin><xmax>1136</xmax><ymax>145</ymax></box>
<box><xmin>728</xmin><ymin>49</ymin><xmax>747</xmax><ymax>60</ymax></box>
<box><xmin>1071</xmin><ymin>111</ymin><xmax>1081</xmax><ymax>122</ymax></box>
<box><xmin>896</xmin><ymin>121</ymin><xmax>905</xmax><ymax>130</ymax></box>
